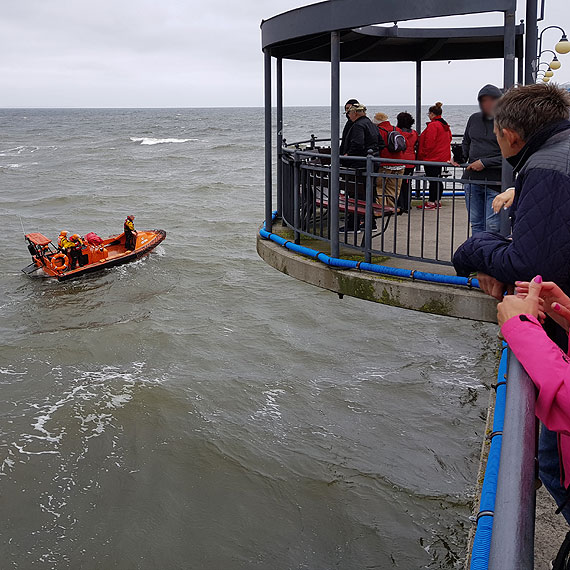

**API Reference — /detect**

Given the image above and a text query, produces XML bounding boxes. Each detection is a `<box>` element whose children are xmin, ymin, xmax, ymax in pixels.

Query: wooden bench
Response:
<box><xmin>315</xmin><ymin>195</ymin><xmax>399</xmax><ymax>242</ymax></box>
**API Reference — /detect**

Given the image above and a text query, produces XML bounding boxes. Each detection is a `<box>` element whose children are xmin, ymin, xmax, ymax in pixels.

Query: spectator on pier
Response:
<box><xmin>453</xmin><ymin>84</ymin><xmax>570</xmax><ymax>524</ymax></box>
<box><xmin>340</xmin><ymin>103</ymin><xmax>383</xmax><ymax>232</ymax></box>
<box><xmin>458</xmin><ymin>84</ymin><xmax>504</xmax><ymax>233</ymax></box>
<box><xmin>374</xmin><ymin>112</ymin><xmax>406</xmax><ymax>209</ymax></box>
<box><xmin>417</xmin><ymin>102</ymin><xmax>452</xmax><ymax>210</ymax></box>
<box><xmin>339</xmin><ymin>99</ymin><xmax>360</xmax><ymax>156</ymax></box>
<box><xmin>396</xmin><ymin>111</ymin><xmax>419</xmax><ymax>212</ymax></box>
<box><xmin>497</xmin><ymin>277</ymin><xmax>570</xmax><ymax>533</ymax></box>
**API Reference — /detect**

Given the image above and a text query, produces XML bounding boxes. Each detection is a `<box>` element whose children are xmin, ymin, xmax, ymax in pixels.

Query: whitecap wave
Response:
<box><xmin>130</xmin><ymin>137</ymin><xmax>198</xmax><ymax>146</ymax></box>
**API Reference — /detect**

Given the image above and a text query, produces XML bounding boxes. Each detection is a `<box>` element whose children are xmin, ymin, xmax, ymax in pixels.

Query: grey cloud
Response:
<box><xmin>0</xmin><ymin>0</ymin><xmax>568</xmax><ymax>107</ymax></box>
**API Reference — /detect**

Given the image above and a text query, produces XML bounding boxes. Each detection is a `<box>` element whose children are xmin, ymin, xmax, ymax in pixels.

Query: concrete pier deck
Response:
<box><xmin>258</xmin><ymin>198</ymin><xmax>497</xmax><ymax>322</ymax></box>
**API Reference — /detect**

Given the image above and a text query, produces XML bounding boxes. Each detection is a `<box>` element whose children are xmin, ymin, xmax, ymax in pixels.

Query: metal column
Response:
<box><xmin>264</xmin><ymin>50</ymin><xmax>273</xmax><ymax>233</ymax></box>
<box><xmin>415</xmin><ymin>61</ymin><xmax>422</xmax><ymax>136</ymax></box>
<box><xmin>525</xmin><ymin>0</ymin><xmax>539</xmax><ymax>84</ymax></box>
<box><xmin>500</xmin><ymin>8</ymin><xmax>516</xmax><ymax>235</ymax></box>
<box><xmin>330</xmin><ymin>31</ymin><xmax>340</xmax><ymax>258</ymax></box>
<box><xmin>276</xmin><ymin>57</ymin><xmax>283</xmax><ymax>219</ymax></box>
<box><xmin>488</xmin><ymin>352</ymin><xmax>537</xmax><ymax>570</ymax></box>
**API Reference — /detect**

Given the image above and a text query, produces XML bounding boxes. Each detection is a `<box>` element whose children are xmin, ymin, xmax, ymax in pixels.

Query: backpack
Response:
<box><xmin>381</xmin><ymin>126</ymin><xmax>407</xmax><ymax>153</ymax></box>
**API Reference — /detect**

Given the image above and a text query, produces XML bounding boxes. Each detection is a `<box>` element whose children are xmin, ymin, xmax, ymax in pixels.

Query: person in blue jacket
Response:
<box><xmin>453</xmin><ymin>83</ymin><xmax>570</xmax><ymax>523</ymax></box>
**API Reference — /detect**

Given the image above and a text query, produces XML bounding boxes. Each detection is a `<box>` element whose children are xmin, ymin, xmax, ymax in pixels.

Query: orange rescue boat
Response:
<box><xmin>22</xmin><ymin>229</ymin><xmax>166</xmax><ymax>281</ymax></box>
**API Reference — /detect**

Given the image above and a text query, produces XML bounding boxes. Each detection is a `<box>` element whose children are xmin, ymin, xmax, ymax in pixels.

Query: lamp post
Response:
<box><xmin>532</xmin><ymin>26</ymin><xmax>570</xmax><ymax>82</ymax></box>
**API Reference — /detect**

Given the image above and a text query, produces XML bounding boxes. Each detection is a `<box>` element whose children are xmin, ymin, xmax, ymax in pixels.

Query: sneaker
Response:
<box><xmin>339</xmin><ymin>226</ymin><xmax>361</xmax><ymax>233</ymax></box>
<box><xmin>417</xmin><ymin>202</ymin><xmax>438</xmax><ymax>210</ymax></box>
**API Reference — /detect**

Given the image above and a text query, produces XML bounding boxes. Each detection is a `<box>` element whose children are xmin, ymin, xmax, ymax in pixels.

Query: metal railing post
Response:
<box><xmin>330</xmin><ymin>31</ymin><xmax>341</xmax><ymax>258</ymax></box>
<box><xmin>276</xmin><ymin>57</ymin><xmax>283</xmax><ymax>219</ymax></box>
<box><xmin>264</xmin><ymin>49</ymin><xmax>273</xmax><ymax>233</ymax></box>
<box><xmin>364</xmin><ymin>151</ymin><xmax>374</xmax><ymax>263</ymax></box>
<box><xmin>500</xmin><ymin>8</ymin><xmax>516</xmax><ymax>236</ymax></box>
<box><xmin>293</xmin><ymin>150</ymin><xmax>301</xmax><ymax>244</ymax></box>
<box><xmin>415</xmin><ymin>61</ymin><xmax>422</xmax><ymax>138</ymax></box>
<box><xmin>525</xmin><ymin>0</ymin><xmax>539</xmax><ymax>84</ymax></box>
<box><xmin>488</xmin><ymin>351</ymin><xmax>537</xmax><ymax>570</ymax></box>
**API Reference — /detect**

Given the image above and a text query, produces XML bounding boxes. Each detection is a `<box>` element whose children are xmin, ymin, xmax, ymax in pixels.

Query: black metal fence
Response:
<box><xmin>278</xmin><ymin>138</ymin><xmax>504</xmax><ymax>266</ymax></box>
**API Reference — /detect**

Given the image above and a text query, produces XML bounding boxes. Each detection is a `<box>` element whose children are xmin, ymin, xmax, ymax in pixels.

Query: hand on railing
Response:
<box><xmin>497</xmin><ymin>275</ymin><xmax>541</xmax><ymax>327</ymax></box>
<box><xmin>466</xmin><ymin>159</ymin><xmax>485</xmax><ymax>172</ymax></box>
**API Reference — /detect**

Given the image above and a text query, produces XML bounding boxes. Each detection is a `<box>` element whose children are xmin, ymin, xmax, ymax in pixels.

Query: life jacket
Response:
<box><xmin>60</xmin><ymin>237</ymin><xmax>74</xmax><ymax>250</ymax></box>
<box><xmin>124</xmin><ymin>219</ymin><xmax>135</xmax><ymax>232</ymax></box>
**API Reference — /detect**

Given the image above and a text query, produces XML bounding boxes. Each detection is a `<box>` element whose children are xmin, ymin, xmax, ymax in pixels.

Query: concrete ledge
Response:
<box><xmin>257</xmin><ymin>234</ymin><xmax>498</xmax><ymax>322</ymax></box>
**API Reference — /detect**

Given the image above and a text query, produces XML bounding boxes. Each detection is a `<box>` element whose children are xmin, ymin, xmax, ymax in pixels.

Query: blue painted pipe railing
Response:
<box><xmin>260</xmin><ymin>213</ymin><xmax>479</xmax><ymax>289</ymax></box>
<box><xmin>470</xmin><ymin>344</ymin><xmax>508</xmax><ymax>569</ymax></box>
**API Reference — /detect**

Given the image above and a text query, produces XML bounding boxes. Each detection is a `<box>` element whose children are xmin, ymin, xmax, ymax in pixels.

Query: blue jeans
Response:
<box><xmin>540</xmin><ymin>425</ymin><xmax>570</xmax><ymax>524</ymax></box>
<box><xmin>464</xmin><ymin>183</ymin><xmax>500</xmax><ymax>234</ymax></box>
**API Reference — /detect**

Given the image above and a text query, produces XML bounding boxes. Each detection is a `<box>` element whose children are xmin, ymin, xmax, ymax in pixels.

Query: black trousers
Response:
<box><xmin>69</xmin><ymin>248</ymin><xmax>80</xmax><ymax>269</ymax></box>
<box><xmin>397</xmin><ymin>167</ymin><xmax>415</xmax><ymax>212</ymax></box>
<box><xmin>125</xmin><ymin>231</ymin><xmax>136</xmax><ymax>250</ymax></box>
<box><xmin>423</xmin><ymin>165</ymin><xmax>443</xmax><ymax>203</ymax></box>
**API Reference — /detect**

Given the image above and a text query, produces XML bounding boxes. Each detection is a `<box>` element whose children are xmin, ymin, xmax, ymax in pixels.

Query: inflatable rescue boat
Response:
<box><xmin>22</xmin><ymin>229</ymin><xmax>166</xmax><ymax>281</ymax></box>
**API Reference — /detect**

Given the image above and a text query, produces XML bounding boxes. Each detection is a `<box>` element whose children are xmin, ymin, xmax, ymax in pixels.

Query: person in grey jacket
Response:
<box><xmin>459</xmin><ymin>84</ymin><xmax>503</xmax><ymax>233</ymax></box>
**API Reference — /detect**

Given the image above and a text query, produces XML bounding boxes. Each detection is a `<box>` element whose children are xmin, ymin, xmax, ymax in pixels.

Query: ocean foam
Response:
<box><xmin>130</xmin><ymin>137</ymin><xmax>198</xmax><ymax>146</ymax></box>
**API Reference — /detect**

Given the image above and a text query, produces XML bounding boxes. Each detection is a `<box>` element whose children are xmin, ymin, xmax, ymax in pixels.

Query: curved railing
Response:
<box><xmin>277</xmin><ymin>137</ymin><xmax>503</xmax><ymax>267</ymax></box>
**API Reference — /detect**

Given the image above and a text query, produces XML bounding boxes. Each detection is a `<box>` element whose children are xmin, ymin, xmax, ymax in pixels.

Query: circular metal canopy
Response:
<box><xmin>261</xmin><ymin>0</ymin><xmax>522</xmax><ymax>62</ymax></box>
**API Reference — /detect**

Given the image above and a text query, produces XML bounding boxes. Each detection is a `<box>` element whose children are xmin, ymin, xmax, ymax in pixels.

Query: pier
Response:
<box><xmin>257</xmin><ymin>0</ymin><xmax>560</xmax><ymax>568</ymax></box>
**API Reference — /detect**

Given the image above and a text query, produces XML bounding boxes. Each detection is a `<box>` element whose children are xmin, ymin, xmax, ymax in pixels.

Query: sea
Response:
<box><xmin>0</xmin><ymin>106</ymin><xmax>496</xmax><ymax>569</ymax></box>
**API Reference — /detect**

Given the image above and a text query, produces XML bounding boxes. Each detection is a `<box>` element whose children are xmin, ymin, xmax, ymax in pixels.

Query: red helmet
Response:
<box><xmin>127</xmin><ymin>215</ymin><xmax>135</xmax><ymax>220</ymax></box>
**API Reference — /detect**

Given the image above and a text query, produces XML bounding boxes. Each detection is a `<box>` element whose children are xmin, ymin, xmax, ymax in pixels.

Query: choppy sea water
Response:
<box><xmin>0</xmin><ymin>106</ymin><xmax>496</xmax><ymax>569</ymax></box>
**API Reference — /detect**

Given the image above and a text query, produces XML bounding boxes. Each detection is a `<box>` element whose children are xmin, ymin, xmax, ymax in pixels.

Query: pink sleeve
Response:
<box><xmin>502</xmin><ymin>314</ymin><xmax>570</xmax><ymax>435</ymax></box>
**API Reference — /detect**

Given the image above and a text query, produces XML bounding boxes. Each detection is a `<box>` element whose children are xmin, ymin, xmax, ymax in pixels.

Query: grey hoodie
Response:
<box><xmin>461</xmin><ymin>84</ymin><xmax>503</xmax><ymax>183</ymax></box>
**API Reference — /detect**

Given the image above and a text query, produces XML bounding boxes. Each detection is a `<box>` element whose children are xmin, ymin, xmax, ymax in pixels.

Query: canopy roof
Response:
<box><xmin>264</xmin><ymin>25</ymin><xmax>524</xmax><ymax>62</ymax></box>
<box><xmin>261</xmin><ymin>0</ymin><xmax>522</xmax><ymax>63</ymax></box>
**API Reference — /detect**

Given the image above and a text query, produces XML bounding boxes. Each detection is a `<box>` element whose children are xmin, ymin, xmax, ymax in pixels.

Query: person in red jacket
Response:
<box><xmin>374</xmin><ymin>112</ymin><xmax>404</xmax><ymax>208</ymax></box>
<box><xmin>396</xmin><ymin>111</ymin><xmax>419</xmax><ymax>212</ymax></box>
<box><xmin>417</xmin><ymin>102</ymin><xmax>452</xmax><ymax>209</ymax></box>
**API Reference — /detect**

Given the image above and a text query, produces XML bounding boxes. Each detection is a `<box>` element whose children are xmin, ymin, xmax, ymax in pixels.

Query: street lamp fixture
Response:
<box><xmin>556</xmin><ymin>34</ymin><xmax>570</xmax><ymax>54</ymax></box>
<box><xmin>539</xmin><ymin>49</ymin><xmax>562</xmax><ymax>70</ymax></box>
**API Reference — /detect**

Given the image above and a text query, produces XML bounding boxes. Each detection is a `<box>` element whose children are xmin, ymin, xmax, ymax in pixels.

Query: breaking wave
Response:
<box><xmin>129</xmin><ymin>137</ymin><xmax>199</xmax><ymax>146</ymax></box>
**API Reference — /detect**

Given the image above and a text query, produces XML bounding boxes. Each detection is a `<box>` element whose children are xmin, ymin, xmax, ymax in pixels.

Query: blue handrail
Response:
<box><xmin>470</xmin><ymin>344</ymin><xmax>508</xmax><ymax>569</ymax></box>
<box><xmin>260</xmin><ymin>213</ymin><xmax>480</xmax><ymax>289</ymax></box>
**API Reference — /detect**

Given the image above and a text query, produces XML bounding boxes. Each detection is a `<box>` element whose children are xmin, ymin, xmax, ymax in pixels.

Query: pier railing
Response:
<box><xmin>470</xmin><ymin>345</ymin><xmax>537</xmax><ymax>570</ymax></box>
<box><xmin>277</xmin><ymin>139</ymin><xmax>503</xmax><ymax>266</ymax></box>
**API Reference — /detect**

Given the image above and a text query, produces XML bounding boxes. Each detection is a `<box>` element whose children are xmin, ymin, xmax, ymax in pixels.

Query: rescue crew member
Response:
<box><xmin>124</xmin><ymin>215</ymin><xmax>136</xmax><ymax>251</ymax></box>
<box><xmin>57</xmin><ymin>230</ymin><xmax>70</xmax><ymax>250</ymax></box>
<box><xmin>69</xmin><ymin>234</ymin><xmax>84</xmax><ymax>269</ymax></box>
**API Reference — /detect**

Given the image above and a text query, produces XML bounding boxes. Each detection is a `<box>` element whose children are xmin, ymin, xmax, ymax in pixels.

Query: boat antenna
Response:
<box><xmin>19</xmin><ymin>216</ymin><xmax>26</xmax><ymax>238</ymax></box>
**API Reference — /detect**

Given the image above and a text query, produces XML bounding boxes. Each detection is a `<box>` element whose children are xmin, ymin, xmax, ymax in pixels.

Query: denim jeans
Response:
<box><xmin>464</xmin><ymin>183</ymin><xmax>500</xmax><ymax>234</ymax></box>
<box><xmin>539</xmin><ymin>425</ymin><xmax>570</xmax><ymax>524</ymax></box>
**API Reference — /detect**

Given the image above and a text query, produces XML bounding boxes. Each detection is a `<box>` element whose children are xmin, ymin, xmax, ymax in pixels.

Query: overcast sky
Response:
<box><xmin>0</xmin><ymin>0</ymin><xmax>568</xmax><ymax>108</ymax></box>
